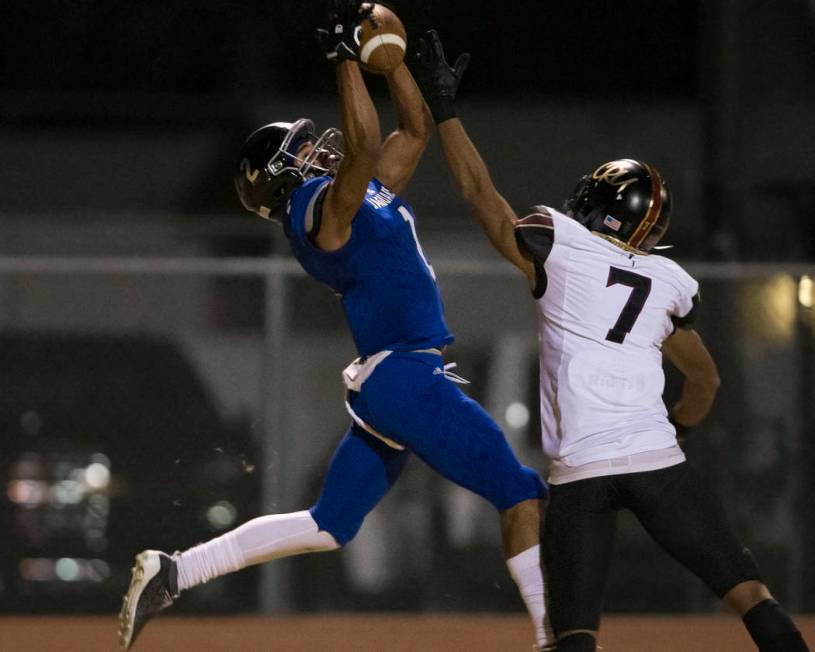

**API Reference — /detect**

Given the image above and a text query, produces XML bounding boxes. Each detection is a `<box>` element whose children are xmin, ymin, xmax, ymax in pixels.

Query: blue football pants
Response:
<box><xmin>310</xmin><ymin>351</ymin><xmax>545</xmax><ymax>545</ymax></box>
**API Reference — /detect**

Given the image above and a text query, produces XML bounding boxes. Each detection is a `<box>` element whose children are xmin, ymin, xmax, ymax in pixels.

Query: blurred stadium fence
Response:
<box><xmin>0</xmin><ymin>255</ymin><xmax>812</xmax><ymax>617</ymax></box>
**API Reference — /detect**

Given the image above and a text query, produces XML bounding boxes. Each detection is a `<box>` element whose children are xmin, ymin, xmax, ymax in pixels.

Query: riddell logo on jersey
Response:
<box><xmin>366</xmin><ymin>186</ymin><xmax>395</xmax><ymax>209</ymax></box>
<box><xmin>568</xmin><ymin>352</ymin><xmax>660</xmax><ymax>407</ymax></box>
<box><xmin>587</xmin><ymin>373</ymin><xmax>645</xmax><ymax>394</ymax></box>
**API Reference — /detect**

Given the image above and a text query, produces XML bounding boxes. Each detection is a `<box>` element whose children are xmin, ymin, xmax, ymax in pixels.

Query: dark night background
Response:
<box><xmin>2</xmin><ymin>2</ymin><xmax>699</xmax><ymax>96</ymax></box>
<box><xmin>3</xmin><ymin>0</ymin><xmax>812</xmax><ymax>260</ymax></box>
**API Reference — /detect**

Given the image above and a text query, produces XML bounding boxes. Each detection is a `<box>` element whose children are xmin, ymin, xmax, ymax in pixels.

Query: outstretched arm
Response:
<box><xmin>437</xmin><ymin>118</ymin><xmax>535</xmax><ymax>282</ymax></box>
<box><xmin>316</xmin><ymin>2</ymin><xmax>381</xmax><ymax>251</ymax></box>
<box><xmin>416</xmin><ymin>30</ymin><xmax>535</xmax><ymax>284</ymax></box>
<box><xmin>376</xmin><ymin>63</ymin><xmax>434</xmax><ymax>194</ymax></box>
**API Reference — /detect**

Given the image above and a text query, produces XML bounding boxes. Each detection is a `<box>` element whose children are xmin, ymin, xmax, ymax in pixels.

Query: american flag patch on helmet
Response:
<box><xmin>603</xmin><ymin>214</ymin><xmax>622</xmax><ymax>231</ymax></box>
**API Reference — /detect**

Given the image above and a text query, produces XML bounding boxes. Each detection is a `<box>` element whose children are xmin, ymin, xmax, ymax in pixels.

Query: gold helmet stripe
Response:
<box><xmin>628</xmin><ymin>163</ymin><xmax>664</xmax><ymax>249</ymax></box>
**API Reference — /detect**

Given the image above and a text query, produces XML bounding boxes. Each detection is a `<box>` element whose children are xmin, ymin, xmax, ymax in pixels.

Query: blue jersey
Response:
<box><xmin>283</xmin><ymin>176</ymin><xmax>453</xmax><ymax>356</ymax></box>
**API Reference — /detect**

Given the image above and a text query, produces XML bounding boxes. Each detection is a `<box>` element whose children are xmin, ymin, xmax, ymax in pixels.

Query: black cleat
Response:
<box><xmin>118</xmin><ymin>550</ymin><xmax>179</xmax><ymax>649</ymax></box>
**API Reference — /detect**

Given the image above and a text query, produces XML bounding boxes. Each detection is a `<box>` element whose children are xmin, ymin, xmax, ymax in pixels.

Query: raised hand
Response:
<box><xmin>415</xmin><ymin>29</ymin><xmax>470</xmax><ymax>123</ymax></box>
<box><xmin>316</xmin><ymin>0</ymin><xmax>375</xmax><ymax>63</ymax></box>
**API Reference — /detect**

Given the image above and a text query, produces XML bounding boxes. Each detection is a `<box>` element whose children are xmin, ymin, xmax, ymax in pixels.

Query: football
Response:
<box><xmin>357</xmin><ymin>4</ymin><xmax>407</xmax><ymax>75</ymax></box>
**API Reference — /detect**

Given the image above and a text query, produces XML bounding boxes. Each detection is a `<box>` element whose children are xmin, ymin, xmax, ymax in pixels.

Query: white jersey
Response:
<box><xmin>516</xmin><ymin>207</ymin><xmax>699</xmax><ymax>476</ymax></box>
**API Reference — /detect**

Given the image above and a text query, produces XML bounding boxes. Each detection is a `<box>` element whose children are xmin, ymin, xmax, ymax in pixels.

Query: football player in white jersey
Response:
<box><xmin>416</xmin><ymin>29</ymin><xmax>810</xmax><ymax>652</ymax></box>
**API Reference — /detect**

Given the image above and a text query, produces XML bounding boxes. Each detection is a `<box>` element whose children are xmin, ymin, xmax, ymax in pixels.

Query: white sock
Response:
<box><xmin>507</xmin><ymin>544</ymin><xmax>554</xmax><ymax>650</ymax></box>
<box><xmin>175</xmin><ymin>510</ymin><xmax>339</xmax><ymax>592</ymax></box>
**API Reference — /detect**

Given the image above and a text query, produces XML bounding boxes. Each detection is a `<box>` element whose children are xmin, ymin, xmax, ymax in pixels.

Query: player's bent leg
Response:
<box><xmin>627</xmin><ymin>463</ymin><xmax>809</xmax><ymax>651</ymax></box>
<box><xmin>411</xmin><ymin>392</ymin><xmax>551</xmax><ymax>649</ymax></box>
<box><xmin>118</xmin><ymin>425</ymin><xmax>403</xmax><ymax>650</ymax></box>
<box><xmin>310</xmin><ymin>424</ymin><xmax>409</xmax><ymax>544</ymax></box>
<box><xmin>175</xmin><ymin>427</ymin><xmax>393</xmax><ymax>591</ymax></box>
<box><xmin>627</xmin><ymin>462</ymin><xmax>761</xmax><ymax>595</ymax></box>
<box><xmin>358</xmin><ymin>353</ymin><xmax>552</xmax><ymax>647</ymax></box>
<box><xmin>354</xmin><ymin>351</ymin><xmax>546</xmax><ymax>510</ymax></box>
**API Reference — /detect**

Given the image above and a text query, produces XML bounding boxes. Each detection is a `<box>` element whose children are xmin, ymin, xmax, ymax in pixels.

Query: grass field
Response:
<box><xmin>3</xmin><ymin>614</ymin><xmax>814</xmax><ymax>651</ymax></box>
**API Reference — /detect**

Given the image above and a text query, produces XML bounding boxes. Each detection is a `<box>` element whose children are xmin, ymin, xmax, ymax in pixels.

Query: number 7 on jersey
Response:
<box><xmin>605</xmin><ymin>267</ymin><xmax>652</xmax><ymax>344</ymax></box>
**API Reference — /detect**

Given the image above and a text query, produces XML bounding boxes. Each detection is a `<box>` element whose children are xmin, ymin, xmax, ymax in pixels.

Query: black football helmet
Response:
<box><xmin>234</xmin><ymin>118</ymin><xmax>344</xmax><ymax>221</ymax></box>
<box><xmin>563</xmin><ymin>159</ymin><xmax>671</xmax><ymax>253</ymax></box>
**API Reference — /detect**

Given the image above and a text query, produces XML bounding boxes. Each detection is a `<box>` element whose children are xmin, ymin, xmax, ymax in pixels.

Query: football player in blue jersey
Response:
<box><xmin>117</xmin><ymin>3</ymin><xmax>552</xmax><ymax>650</ymax></box>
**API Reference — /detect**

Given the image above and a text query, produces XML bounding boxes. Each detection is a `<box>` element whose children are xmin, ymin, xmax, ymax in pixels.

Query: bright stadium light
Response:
<box><xmin>799</xmin><ymin>275</ymin><xmax>813</xmax><ymax>309</ymax></box>
<box><xmin>505</xmin><ymin>401</ymin><xmax>530</xmax><ymax>429</ymax></box>
<box><xmin>55</xmin><ymin>558</ymin><xmax>81</xmax><ymax>582</ymax></box>
<box><xmin>84</xmin><ymin>462</ymin><xmax>111</xmax><ymax>489</ymax></box>
<box><xmin>53</xmin><ymin>480</ymin><xmax>85</xmax><ymax>505</ymax></box>
<box><xmin>7</xmin><ymin>480</ymin><xmax>48</xmax><ymax>506</ymax></box>
<box><xmin>206</xmin><ymin>501</ymin><xmax>238</xmax><ymax>530</ymax></box>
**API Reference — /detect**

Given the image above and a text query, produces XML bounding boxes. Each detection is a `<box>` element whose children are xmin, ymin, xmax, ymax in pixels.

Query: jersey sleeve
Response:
<box><xmin>671</xmin><ymin>293</ymin><xmax>700</xmax><ymax>330</ymax></box>
<box><xmin>667</xmin><ymin>262</ymin><xmax>700</xmax><ymax>331</ymax></box>
<box><xmin>285</xmin><ymin>177</ymin><xmax>332</xmax><ymax>246</ymax></box>
<box><xmin>514</xmin><ymin>206</ymin><xmax>555</xmax><ymax>298</ymax></box>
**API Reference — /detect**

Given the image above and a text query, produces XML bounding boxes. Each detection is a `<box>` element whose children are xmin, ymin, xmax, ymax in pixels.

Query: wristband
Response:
<box><xmin>427</xmin><ymin>95</ymin><xmax>456</xmax><ymax>124</ymax></box>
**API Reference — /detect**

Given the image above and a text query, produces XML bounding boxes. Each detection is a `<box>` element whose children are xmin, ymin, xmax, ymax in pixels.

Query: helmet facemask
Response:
<box><xmin>272</xmin><ymin>118</ymin><xmax>344</xmax><ymax>182</ymax></box>
<box><xmin>236</xmin><ymin>118</ymin><xmax>345</xmax><ymax>223</ymax></box>
<box><xmin>563</xmin><ymin>174</ymin><xmax>593</xmax><ymax>225</ymax></box>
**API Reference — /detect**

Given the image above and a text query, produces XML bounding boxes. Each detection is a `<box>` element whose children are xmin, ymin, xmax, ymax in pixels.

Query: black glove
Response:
<box><xmin>415</xmin><ymin>29</ymin><xmax>470</xmax><ymax>124</ymax></box>
<box><xmin>315</xmin><ymin>0</ymin><xmax>374</xmax><ymax>63</ymax></box>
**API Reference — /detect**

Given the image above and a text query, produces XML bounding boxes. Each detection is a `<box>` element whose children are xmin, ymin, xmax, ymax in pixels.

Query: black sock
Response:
<box><xmin>743</xmin><ymin>599</ymin><xmax>810</xmax><ymax>651</ymax></box>
<box><xmin>557</xmin><ymin>632</ymin><xmax>596</xmax><ymax>652</ymax></box>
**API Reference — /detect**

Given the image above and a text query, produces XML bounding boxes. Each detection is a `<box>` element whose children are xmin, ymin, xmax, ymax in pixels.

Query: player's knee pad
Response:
<box><xmin>557</xmin><ymin>632</ymin><xmax>597</xmax><ymax>652</ymax></box>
